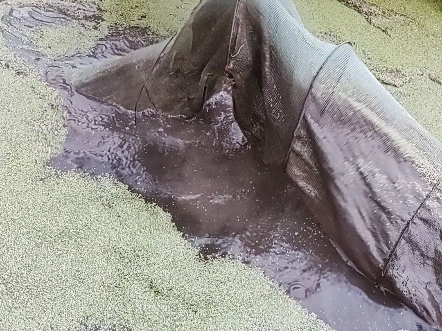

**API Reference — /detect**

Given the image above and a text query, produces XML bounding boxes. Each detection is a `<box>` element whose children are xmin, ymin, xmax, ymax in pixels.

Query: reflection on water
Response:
<box><xmin>1</xmin><ymin>4</ymin><xmax>437</xmax><ymax>331</ymax></box>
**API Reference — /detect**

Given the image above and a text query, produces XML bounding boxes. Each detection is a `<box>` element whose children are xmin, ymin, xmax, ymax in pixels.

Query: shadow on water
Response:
<box><xmin>1</xmin><ymin>4</ymin><xmax>437</xmax><ymax>331</ymax></box>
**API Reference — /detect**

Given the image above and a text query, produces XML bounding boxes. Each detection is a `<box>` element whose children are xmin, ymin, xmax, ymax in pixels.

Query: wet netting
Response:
<box><xmin>77</xmin><ymin>0</ymin><xmax>442</xmax><ymax>328</ymax></box>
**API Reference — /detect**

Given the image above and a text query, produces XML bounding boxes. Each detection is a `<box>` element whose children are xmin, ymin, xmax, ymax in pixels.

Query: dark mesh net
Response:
<box><xmin>76</xmin><ymin>0</ymin><xmax>442</xmax><ymax>328</ymax></box>
<box><xmin>145</xmin><ymin>0</ymin><xmax>338</xmax><ymax>166</ymax></box>
<box><xmin>286</xmin><ymin>44</ymin><xmax>442</xmax><ymax>326</ymax></box>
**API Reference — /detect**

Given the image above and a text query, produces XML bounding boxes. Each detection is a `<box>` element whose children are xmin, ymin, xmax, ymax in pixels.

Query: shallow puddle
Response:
<box><xmin>2</xmin><ymin>4</ymin><xmax>437</xmax><ymax>331</ymax></box>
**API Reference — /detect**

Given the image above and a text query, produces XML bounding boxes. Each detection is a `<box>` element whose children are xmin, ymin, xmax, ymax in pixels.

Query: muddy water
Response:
<box><xmin>2</xmin><ymin>4</ymin><xmax>437</xmax><ymax>331</ymax></box>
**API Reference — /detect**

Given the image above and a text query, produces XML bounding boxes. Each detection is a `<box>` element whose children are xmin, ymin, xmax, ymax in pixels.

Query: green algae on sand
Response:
<box><xmin>0</xmin><ymin>1</ymin><xmax>333</xmax><ymax>330</ymax></box>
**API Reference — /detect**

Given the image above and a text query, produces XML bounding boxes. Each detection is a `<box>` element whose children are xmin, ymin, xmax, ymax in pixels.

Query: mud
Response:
<box><xmin>2</xmin><ymin>4</ymin><xmax>437</xmax><ymax>331</ymax></box>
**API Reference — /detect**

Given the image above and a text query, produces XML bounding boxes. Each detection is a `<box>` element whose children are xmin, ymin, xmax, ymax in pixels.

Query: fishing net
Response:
<box><xmin>76</xmin><ymin>0</ymin><xmax>442</xmax><ymax>328</ymax></box>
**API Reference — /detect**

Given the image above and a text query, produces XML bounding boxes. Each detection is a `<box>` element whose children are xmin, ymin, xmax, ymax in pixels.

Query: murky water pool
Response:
<box><xmin>2</xmin><ymin>4</ymin><xmax>437</xmax><ymax>331</ymax></box>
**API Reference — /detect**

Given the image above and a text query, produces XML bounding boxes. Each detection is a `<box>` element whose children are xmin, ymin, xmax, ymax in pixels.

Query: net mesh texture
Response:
<box><xmin>77</xmin><ymin>0</ymin><xmax>442</xmax><ymax>328</ymax></box>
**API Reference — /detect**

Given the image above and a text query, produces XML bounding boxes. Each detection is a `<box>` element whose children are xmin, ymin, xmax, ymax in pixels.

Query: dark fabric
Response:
<box><xmin>286</xmin><ymin>45</ymin><xmax>442</xmax><ymax>326</ymax></box>
<box><xmin>77</xmin><ymin>0</ymin><xmax>442</xmax><ymax>327</ymax></box>
<box><xmin>146</xmin><ymin>0</ymin><xmax>337</xmax><ymax>166</ymax></box>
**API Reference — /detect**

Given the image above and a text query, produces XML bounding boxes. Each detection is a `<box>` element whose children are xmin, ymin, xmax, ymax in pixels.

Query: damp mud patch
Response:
<box><xmin>0</xmin><ymin>2</ymin><xmax>439</xmax><ymax>331</ymax></box>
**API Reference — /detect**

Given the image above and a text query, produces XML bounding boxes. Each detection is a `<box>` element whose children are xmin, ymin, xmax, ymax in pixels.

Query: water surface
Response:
<box><xmin>2</xmin><ymin>4</ymin><xmax>436</xmax><ymax>331</ymax></box>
